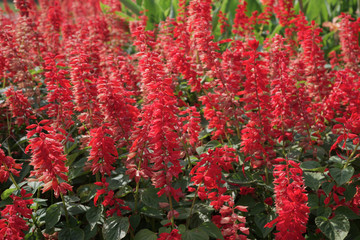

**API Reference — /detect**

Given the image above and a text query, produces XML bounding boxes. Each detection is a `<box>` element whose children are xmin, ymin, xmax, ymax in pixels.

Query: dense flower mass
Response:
<box><xmin>0</xmin><ymin>0</ymin><xmax>360</xmax><ymax>239</ymax></box>
<box><xmin>265</xmin><ymin>158</ymin><xmax>310</xmax><ymax>239</ymax></box>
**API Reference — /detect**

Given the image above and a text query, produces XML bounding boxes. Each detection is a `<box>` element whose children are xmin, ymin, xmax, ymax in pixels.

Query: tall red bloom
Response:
<box><xmin>97</xmin><ymin>76</ymin><xmax>139</xmax><ymax>148</ymax></box>
<box><xmin>158</xmin><ymin>229</ymin><xmax>181</xmax><ymax>240</ymax></box>
<box><xmin>42</xmin><ymin>54</ymin><xmax>74</xmax><ymax>130</ymax></box>
<box><xmin>0</xmin><ymin>145</ymin><xmax>22</xmax><ymax>183</ymax></box>
<box><xmin>0</xmin><ymin>188</ymin><xmax>33</xmax><ymax>240</ymax></box>
<box><xmin>88</xmin><ymin>125</ymin><xmax>118</xmax><ymax>176</ymax></box>
<box><xmin>240</xmin><ymin>40</ymin><xmax>275</xmax><ymax>169</ymax></box>
<box><xmin>127</xmin><ymin>24</ymin><xmax>183</xmax><ymax>201</ymax></box>
<box><xmin>5</xmin><ymin>88</ymin><xmax>35</xmax><ymax>126</ymax></box>
<box><xmin>338</xmin><ymin>14</ymin><xmax>360</xmax><ymax>71</ymax></box>
<box><xmin>265</xmin><ymin>158</ymin><xmax>310</xmax><ymax>239</ymax></box>
<box><xmin>25</xmin><ymin>120</ymin><xmax>72</xmax><ymax>198</ymax></box>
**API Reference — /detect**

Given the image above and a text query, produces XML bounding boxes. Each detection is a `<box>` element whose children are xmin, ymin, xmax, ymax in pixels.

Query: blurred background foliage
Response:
<box><xmin>1</xmin><ymin>0</ymin><xmax>360</xmax><ymax>56</ymax></box>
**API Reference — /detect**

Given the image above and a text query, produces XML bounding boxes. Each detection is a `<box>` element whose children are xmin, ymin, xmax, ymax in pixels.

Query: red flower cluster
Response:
<box><xmin>5</xmin><ymin>88</ymin><xmax>35</xmax><ymax>126</ymax></box>
<box><xmin>0</xmin><ymin>189</ymin><xmax>33</xmax><ymax>240</ymax></box>
<box><xmin>25</xmin><ymin>120</ymin><xmax>72</xmax><ymax>197</ymax></box>
<box><xmin>0</xmin><ymin>145</ymin><xmax>22</xmax><ymax>183</ymax></box>
<box><xmin>212</xmin><ymin>201</ymin><xmax>249</xmax><ymax>240</ymax></box>
<box><xmin>265</xmin><ymin>158</ymin><xmax>309</xmax><ymax>239</ymax></box>
<box><xmin>88</xmin><ymin>125</ymin><xmax>118</xmax><ymax>176</ymax></box>
<box><xmin>94</xmin><ymin>178</ymin><xmax>130</xmax><ymax>217</ymax></box>
<box><xmin>158</xmin><ymin>229</ymin><xmax>181</xmax><ymax>240</ymax></box>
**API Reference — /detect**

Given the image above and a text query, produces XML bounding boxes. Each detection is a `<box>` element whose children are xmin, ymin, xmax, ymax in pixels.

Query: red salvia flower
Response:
<box><xmin>42</xmin><ymin>53</ymin><xmax>74</xmax><ymax>130</ymax></box>
<box><xmin>338</xmin><ymin>13</ymin><xmax>360</xmax><ymax>71</ymax></box>
<box><xmin>265</xmin><ymin>158</ymin><xmax>310</xmax><ymax>239</ymax></box>
<box><xmin>25</xmin><ymin>120</ymin><xmax>72</xmax><ymax>198</ymax></box>
<box><xmin>0</xmin><ymin>188</ymin><xmax>33</xmax><ymax>240</ymax></box>
<box><xmin>158</xmin><ymin>229</ymin><xmax>181</xmax><ymax>240</ymax></box>
<box><xmin>128</xmin><ymin>24</ymin><xmax>183</xmax><ymax>202</ymax></box>
<box><xmin>240</xmin><ymin>39</ymin><xmax>275</xmax><ymax>169</ymax></box>
<box><xmin>212</xmin><ymin>200</ymin><xmax>249</xmax><ymax>240</ymax></box>
<box><xmin>88</xmin><ymin>124</ymin><xmax>118</xmax><ymax>176</ymax></box>
<box><xmin>189</xmin><ymin>146</ymin><xmax>238</xmax><ymax>209</ymax></box>
<box><xmin>0</xmin><ymin>145</ymin><xmax>22</xmax><ymax>183</ymax></box>
<box><xmin>5</xmin><ymin>88</ymin><xmax>35</xmax><ymax>126</ymax></box>
<box><xmin>97</xmin><ymin>76</ymin><xmax>139</xmax><ymax>148</ymax></box>
<box><xmin>94</xmin><ymin>177</ymin><xmax>130</xmax><ymax>217</ymax></box>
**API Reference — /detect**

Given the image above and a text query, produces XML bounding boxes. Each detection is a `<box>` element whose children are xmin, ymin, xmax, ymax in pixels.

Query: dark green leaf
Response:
<box><xmin>68</xmin><ymin>204</ymin><xmax>90</xmax><ymax>216</ymax></box>
<box><xmin>315</xmin><ymin>214</ymin><xmax>350</xmax><ymax>240</ymax></box>
<box><xmin>140</xmin><ymin>206</ymin><xmax>165</xmax><ymax>219</ymax></box>
<box><xmin>301</xmin><ymin>161</ymin><xmax>321</xmax><ymax>170</ymax></box>
<box><xmin>134</xmin><ymin>229</ymin><xmax>157</xmax><ymax>240</ymax></box>
<box><xmin>129</xmin><ymin>214</ymin><xmax>141</xmax><ymax>231</ymax></box>
<box><xmin>303</xmin><ymin>172</ymin><xmax>325</xmax><ymax>191</ymax></box>
<box><xmin>45</xmin><ymin>204</ymin><xmax>61</xmax><ymax>231</ymax></box>
<box><xmin>103</xmin><ymin>216</ymin><xmax>129</xmax><ymax>240</ymax></box>
<box><xmin>84</xmin><ymin>224</ymin><xmax>98</xmax><ymax>240</ymax></box>
<box><xmin>335</xmin><ymin>206</ymin><xmax>360</xmax><ymax>220</ymax></box>
<box><xmin>316</xmin><ymin>206</ymin><xmax>332</xmax><ymax>218</ymax></box>
<box><xmin>254</xmin><ymin>213</ymin><xmax>275</xmax><ymax>238</ymax></box>
<box><xmin>58</xmin><ymin>227</ymin><xmax>85</xmax><ymax>240</ymax></box>
<box><xmin>344</xmin><ymin>183</ymin><xmax>357</xmax><ymax>201</ymax></box>
<box><xmin>322</xmin><ymin>181</ymin><xmax>335</xmax><ymax>196</ymax></box>
<box><xmin>86</xmin><ymin>206</ymin><xmax>103</xmax><ymax>230</ymax></box>
<box><xmin>181</xmin><ymin>228</ymin><xmax>209</xmax><ymax>240</ymax></box>
<box><xmin>77</xmin><ymin>184</ymin><xmax>101</xmax><ymax>203</ymax></box>
<box><xmin>141</xmin><ymin>187</ymin><xmax>167</xmax><ymax>209</ymax></box>
<box><xmin>199</xmin><ymin>222</ymin><xmax>224</xmax><ymax>240</ymax></box>
<box><xmin>329</xmin><ymin>167</ymin><xmax>354</xmax><ymax>186</ymax></box>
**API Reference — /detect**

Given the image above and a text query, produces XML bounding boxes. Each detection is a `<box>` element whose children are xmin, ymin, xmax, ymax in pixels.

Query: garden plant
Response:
<box><xmin>0</xmin><ymin>0</ymin><xmax>360</xmax><ymax>239</ymax></box>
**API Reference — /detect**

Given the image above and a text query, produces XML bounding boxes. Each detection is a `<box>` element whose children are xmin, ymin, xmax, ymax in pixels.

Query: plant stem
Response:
<box><xmin>186</xmin><ymin>183</ymin><xmax>201</xmax><ymax>229</ymax></box>
<box><xmin>6</xmin><ymin>170</ymin><xmax>43</xmax><ymax>237</ymax></box>
<box><xmin>60</xmin><ymin>192</ymin><xmax>70</xmax><ymax>225</ymax></box>
<box><xmin>134</xmin><ymin>181</ymin><xmax>140</xmax><ymax>214</ymax></box>
<box><xmin>344</xmin><ymin>141</ymin><xmax>360</xmax><ymax>168</ymax></box>
<box><xmin>299</xmin><ymin>0</ymin><xmax>304</xmax><ymax>13</ymax></box>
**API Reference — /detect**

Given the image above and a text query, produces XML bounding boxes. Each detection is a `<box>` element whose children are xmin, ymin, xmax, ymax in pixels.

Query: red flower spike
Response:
<box><xmin>266</xmin><ymin>158</ymin><xmax>309</xmax><ymax>239</ymax></box>
<box><xmin>0</xmin><ymin>188</ymin><xmax>33</xmax><ymax>240</ymax></box>
<box><xmin>26</xmin><ymin>123</ymin><xmax>72</xmax><ymax>198</ymax></box>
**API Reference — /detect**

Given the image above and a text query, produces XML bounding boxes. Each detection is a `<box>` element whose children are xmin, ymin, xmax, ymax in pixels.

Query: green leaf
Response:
<box><xmin>120</xmin><ymin>0</ymin><xmax>143</xmax><ymax>15</ymax></box>
<box><xmin>103</xmin><ymin>216</ymin><xmax>129</xmax><ymax>240</ymax></box>
<box><xmin>134</xmin><ymin>229</ymin><xmax>157</xmax><ymax>240</ymax></box>
<box><xmin>316</xmin><ymin>206</ymin><xmax>332</xmax><ymax>218</ymax></box>
<box><xmin>140</xmin><ymin>206</ymin><xmax>165</xmax><ymax>219</ymax></box>
<box><xmin>84</xmin><ymin>224</ymin><xmax>98</xmax><ymax>240</ymax></box>
<box><xmin>315</xmin><ymin>214</ymin><xmax>350</xmax><ymax>240</ymax></box>
<box><xmin>301</xmin><ymin>161</ymin><xmax>321</xmax><ymax>170</ymax></box>
<box><xmin>344</xmin><ymin>183</ymin><xmax>357</xmax><ymax>201</ymax></box>
<box><xmin>100</xmin><ymin>2</ymin><xmax>111</xmax><ymax>13</ymax></box>
<box><xmin>334</xmin><ymin>206</ymin><xmax>360</xmax><ymax>220</ymax></box>
<box><xmin>45</xmin><ymin>204</ymin><xmax>61</xmax><ymax>231</ymax></box>
<box><xmin>181</xmin><ymin>228</ymin><xmax>209</xmax><ymax>240</ymax></box>
<box><xmin>306</xmin><ymin>0</ymin><xmax>327</xmax><ymax>24</ymax></box>
<box><xmin>58</xmin><ymin>227</ymin><xmax>85</xmax><ymax>240</ymax></box>
<box><xmin>86</xmin><ymin>206</ymin><xmax>103</xmax><ymax>230</ymax></box>
<box><xmin>329</xmin><ymin>166</ymin><xmax>354</xmax><ymax>186</ymax></box>
<box><xmin>303</xmin><ymin>172</ymin><xmax>325</xmax><ymax>191</ymax></box>
<box><xmin>77</xmin><ymin>184</ymin><xmax>101</xmax><ymax>203</ymax></box>
<box><xmin>129</xmin><ymin>214</ymin><xmax>141</xmax><ymax>231</ymax></box>
<box><xmin>198</xmin><ymin>222</ymin><xmax>224</xmax><ymax>240</ymax></box>
<box><xmin>1</xmin><ymin>188</ymin><xmax>16</xmax><ymax>200</ymax></box>
<box><xmin>115</xmin><ymin>11</ymin><xmax>137</xmax><ymax>21</ymax></box>
<box><xmin>68</xmin><ymin>204</ymin><xmax>90</xmax><ymax>216</ymax></box>
<box><xmin>141</xmin><ymin>186</ymin><xmax>167</xmax><ymax>209</ymax></box>
<box><xmin>322</xmin><ymin>181</ymin><xmax>335</xmax><ymax>196</ymax></box>
<box><xmin>254</xmin><ymin>213</ymin><xmax>275</xmax><ymax>238</ymax></box>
